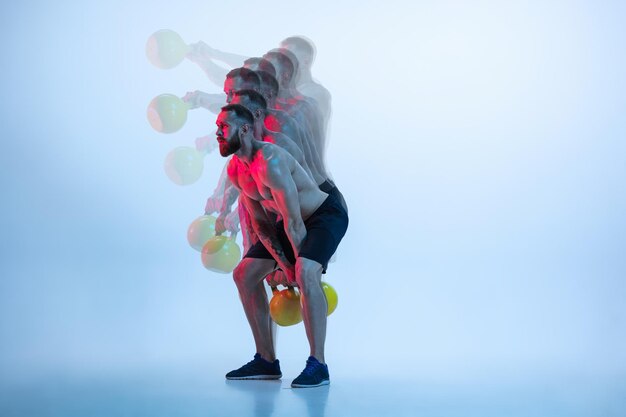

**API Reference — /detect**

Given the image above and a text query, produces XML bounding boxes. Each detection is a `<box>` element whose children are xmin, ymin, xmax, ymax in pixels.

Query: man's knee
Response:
<box><xmin>233</xmin><ymin>258</ymin><xmax>274</xmax><ymax>288</ymax></box>
<box><xmin>295</xmin><ymin>257</ymin><xmax>323</xmax><ymax>291</ymax></box>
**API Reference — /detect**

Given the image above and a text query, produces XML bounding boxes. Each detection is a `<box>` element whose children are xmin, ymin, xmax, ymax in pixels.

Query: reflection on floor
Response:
<box><xmin>1</xmin><ymin>370</ymin><xmax>625</xmax><ymax>417</ymax></box>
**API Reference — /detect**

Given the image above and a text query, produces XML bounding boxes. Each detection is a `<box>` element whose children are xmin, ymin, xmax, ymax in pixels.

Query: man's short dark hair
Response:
<box><xmin>282</xmin><ymin>36</ymin><xmax>315</xmax><ymax>60</ymax></box>
<box><xmin>243</xmin><ymin>57</ymin><xmax>277</xmax><ymax>78</ymax></box>
<box><xmin>225</xmin><ymin>67</ymin><xmax>261</xmax><ymax>89</ymax></box>
<box><xmin>233</xmin><ymin>89</ymin><xmax>267</xmax><ymax>111</ymax></box>
<box><xmin>221</xmin><ymin>104</ymin><xmax>254</xmax><ymax>125</ymax></box>
<box><xmin>275</xmin><ymin>48</ymin><xmax>299</xmax><ymax>76</ymax></box>
<box><xmin>263</xmin><ymin>51</ymin><xmax>295</xmax><ymax>86</ymax></box>
<box><xmin>255</xmin><ymin>71</ymin><xmax>279</xmax><ymax>97</ymax></box>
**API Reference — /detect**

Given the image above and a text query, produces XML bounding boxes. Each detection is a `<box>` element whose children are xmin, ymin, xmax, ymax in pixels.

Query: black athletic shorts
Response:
<box><xmin>319</xmin><ymin>180</ymin><xmax>348</xmax><ymax>214</ymax></box>
<box><xmin>243</xmin><ymin>193</ymin><xmax>349</xmax><ymax>273</ymax></box>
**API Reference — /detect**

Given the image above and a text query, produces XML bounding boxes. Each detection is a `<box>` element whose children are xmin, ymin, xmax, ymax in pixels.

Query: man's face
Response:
<box><xmin>229</xmin><ymin>95</ymin><xmax>246</xmax><ymax>108</ymax></box>
<box><xmin>215</xmin><ymin>111</ymin><xmax>241</xmax><ymax>157</ymax></box>
<box><xmin>223</xmin><ymin>78</ymin><xmax>236</xmax><ymax>104</ymax></box>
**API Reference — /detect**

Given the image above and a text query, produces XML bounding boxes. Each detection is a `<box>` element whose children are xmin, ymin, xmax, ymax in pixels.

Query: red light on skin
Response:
<box><xmin>223</xmin><ymin>78</ymin><xmax>235</xmax><ymax>103</ymax></box>
<box><xmin>262</xmin><ymin>133</ymin><xmax>276</xmax><ymax>145</ymax></box>
<box><xmin>273</xmin><ymin>101</ymin><xmax>285</xmax><ymax>112</ymax></box>
<box><xmin>275</xmin><ymin>96</ymin><xmax>302</xmax><ymax>112</ymax></box>
<box><xmin>264</xmin><ymin>114</ymin><xmax>281</xmax><ymax>131</ymax></box>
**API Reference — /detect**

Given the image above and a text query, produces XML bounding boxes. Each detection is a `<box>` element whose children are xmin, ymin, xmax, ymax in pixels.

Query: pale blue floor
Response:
<box><xmin>2</xmin><ymin>370</ymin><xmax>625</xmax><ymax>417</ymax></box>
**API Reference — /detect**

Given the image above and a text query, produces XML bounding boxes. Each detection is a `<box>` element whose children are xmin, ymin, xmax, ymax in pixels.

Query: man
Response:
<box><xmin>182</xmin><ymin>66</ymin><xmax>262</xmax><ymax>115</ymax></box>
<box><xmin>255</xmin><ymin>70</ymin><xmax>347</xmax><ymax>213</ymax></box>
<box><xmin>231</xmin><ymin>89</ymin><xmax>312</xmax><ymax>179</ymax></box>
<box><xmin>191</xmin><ymin>68</ymin><xmax>262</xmax><ymax>228</ymax></box>
<box><xmin>214</xmin><ymin>89</ymin><xmax>316</xmax><ymax>250</ymax></box>
<box><xmin>216</xmin><ymin>104</ymin><xmax>348</xmax><ymax>388</ymax></box>
<box><xmin>280</xmin><ymin>36</ymin><xmax>332</xmax><ymax>143</ymax></box>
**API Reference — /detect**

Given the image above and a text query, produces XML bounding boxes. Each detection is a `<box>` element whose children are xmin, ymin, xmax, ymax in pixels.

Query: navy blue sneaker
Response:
<box><xmin>291</xmin><ymin>356</ymin><xmax>330</xmax><ymax>388</ymax></box>
<box><xmin>226</xmin><ymin>354</ymin><xmax>282</xmax><ymax>380</ymax></box>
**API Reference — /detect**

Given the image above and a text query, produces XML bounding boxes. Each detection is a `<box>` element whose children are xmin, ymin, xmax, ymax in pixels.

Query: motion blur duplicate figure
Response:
<box><xmin>254</xmin><ymin>71</ymin><xmax>325</xmax><ymax>185</ymax></box>
<box><xmin>215</xmin><ymin>89</ymin><xmax>317</xmax><ymax>248</ymax></box>
<box><xmin>182</xmin><ymin>90</ymin><xmax>225</xmax><ymax>114</ymax></box>
<box><xmin>243</xmin><ymin>57</ymin><xmax>276</xmax><ymax>77</ymax></box>
<box><xmin>187</xmin><ymin>36</ymin><xmax>329</xmax><ymax>131</ymax></box>
<box><xmin>203</xmin><ymin>67</ymin><xmax>321</xmax><ymax>241</ymax></box>
<box><xmin>232</xmin><ymin>90</ymin><xmax>313</xmax><ymax>180</ymax></box>
<box><xmin>263</xmin><ymin>51</ymin><xmax>347</xmax><ymax>213</ymax></box>
<box><xmin>200</xmin><ymin>68</ymin><xmax>263</xmax><ymax>235</ymax></box>
<box><xmin>280</xmin><ymin>36</ymin><xmax>331</xmax><ymax>142</ymax></box>
<box><xmin>186</xmin><ymin>38</ymin><xmax>341</xmax><ymax>203</ymax></box>
<box><xmin>186</xmin><ymin>41</ymin><xmax>264</xmax><ymax>86</ymax></box>
<box><xmin>216</xmin><ymin>105</ymin><xmax>348</xmax><ymax>388</ymax></box>
<box><xmin>224</xmin><ymin>67</ymin><xmax>261</xmax><ymax>103</ymax></box>
<box><xmin>186</xmin><ymin>40</ymin><xmax>232</xmax><ymax>86</ymax></box>
<box><xmin>262</xmin><ymin>51</ymin><xmax>326</xmax><ymax>175</ymax></box>
<box><xmin>183</xmin><ymin>67</ymin><xmax>260</xmax><ymax>115</ymax></box>
<box><xmin>182</xmin><ymin>58</ymin><xmax>274</xmax><ymax>115</ymax></box>
<box><xmin>188</xmin><ymin>38</ymin><xmax>329</xmax><ymax>157</ymax></box>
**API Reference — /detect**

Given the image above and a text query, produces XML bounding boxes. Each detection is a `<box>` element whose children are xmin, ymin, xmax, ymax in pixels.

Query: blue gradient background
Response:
<box><xmin>1</xmin><ymin>0</ymin><xmax>625</xmax><ymax>415</ymax></box>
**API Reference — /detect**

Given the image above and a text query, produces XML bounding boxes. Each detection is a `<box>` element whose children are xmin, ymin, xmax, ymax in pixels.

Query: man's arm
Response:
<box><xmin>204</xmin><ymin>160</ymin><xmax>230</xmax><ymax>215</ymax></box>
<box><xmin>206</xmin><ymin>46</ymin><xmax>249</xmax><ymax>68</ymax></box>
<box><xmin>237</xmin><ymin>197</ymin><xmax>259</xmax><ymax>252</ymax></box>
<box><xmin>215</xmin><ymin>181</ymin><xmax>240</xmax><ymax>234</ymax></box>
<box><xmin>241</xmin><ymin>193</ymin><xmax>295</xmax><ymax>280</ymax></box>
<box><xmin>263</xmin><ymin>154</ymin><xmax>307</xmax><ymax>258</ymax></box>
<box><xmin>186</xmin><ymin>41</ymin><xmax>231</xmax><ymax>86</ymax></box>
<box><xmin>182</xmin><ymin>90</ymin><xmax>227</xmax><ymax>114</ymax></box>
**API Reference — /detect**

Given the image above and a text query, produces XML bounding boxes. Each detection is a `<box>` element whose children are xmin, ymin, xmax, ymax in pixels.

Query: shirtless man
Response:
<box><xmin>280</xmin><ymin>36</ymin><xmax>332</xmax><ymax>144</ymax></box>
<box><xmin>216</xmin><ymin>104</ymin><xmax>348</xmax><ymax>388</ymax></box>
<box><xmin>182</xmin><ymin>66</ymin><xmax>264</xmax><ymax>114</ymax></box>
<box><xmin>216</xmin><ymin>89</ymin><xmax>315</xmax><ymax>251</ymax></box>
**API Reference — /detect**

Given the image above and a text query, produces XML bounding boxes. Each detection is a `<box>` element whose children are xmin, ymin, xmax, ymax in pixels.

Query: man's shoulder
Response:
<box><xmin>268</xmin><ymin>108</ymin><xmax>290</xmax><ymax>123</ymax></box>
<box><xmin>256</xmin><ymin>144</ymin><xmax>293</xmax><ymax>179</ymax></box>
<box><xmin>257</xmin><ymin>142</ymin><xmax>283</xmax><ymax>162</ymax></box>
<box><xmin>301</xmin><ymin>82</ymin><xmax>331</xmax><ymax>102</ymax></box>
<box><xmin>226</xmin><ymin>156</ymin><xmax>240</xmax><ymax>177</ymax></box>
<box><xmin>263</xmin><ymin>130</ymin><xmax>290</xmax><ymax>144</ymax></box>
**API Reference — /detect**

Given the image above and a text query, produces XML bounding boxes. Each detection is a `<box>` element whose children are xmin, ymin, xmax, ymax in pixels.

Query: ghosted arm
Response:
<box><xmin>207</xmin><ymin>47</ymin><xmax>249</xmax><ymax>68</ymax></box>
<box><xmin>215</xmin><ymin>181</ymin><xmax>240</xmax><ymax>234</ymax></box>
<box><xmin>183</xmin><ymin>90</ymin><xmax>227</xmax><ymax>113</ymax></box>
<box><xmin>186</xmin><ymin>41</ymin><xmax>230</xmax><ymax>86</ymax></box>
<box><xmin>205</xmin><ymin>161</ymin><xmax>230</xmax><ymax>214</ymax></box>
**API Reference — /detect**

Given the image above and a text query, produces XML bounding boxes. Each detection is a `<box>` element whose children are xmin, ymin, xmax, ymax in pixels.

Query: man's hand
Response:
<box><xmin>204</xmin><ymin>195</ymin><xmax>222</xmax><ymax>215</ymax></box>
<box><xmin>224</xmin><ymin>210</ymin><xmax>240</xmax><ymax>234</ymax></box>
<box><xmin>265</xmin><ymin>269</ymin><xmax>297</xmax><ymax>287</ymax></box>
<box><xmin>215</xmin><ymin>210</ymin><xmax>240</xmax><ymax>236</ymax></box>
<box><xmin>182</xmin><ymin>90</ymin><xmax>206</xmax><ymax>109</ymax></box>
<box><xmin>195</xmin><ymin>135</ymin><xmax>218</xmax><ymax>154</ymax></box>
<box><xmin>186</xmin><ymin>41</ymin><xmax>215</xmax><ymax>63</ymax></box>
<box><xmin>215</xmin><ymin>212</ymin><xmax>227</xmax><ymax>235</ymax></box>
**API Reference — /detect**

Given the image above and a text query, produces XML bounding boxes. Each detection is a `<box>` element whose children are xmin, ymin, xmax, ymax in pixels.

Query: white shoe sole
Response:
<box><xmin>291</xmin><ymin>379</ymin><xmax>330</xmax><ymax>388</ymax></box>
<box><xmin>226</xmin><ymin>374</ymin><xmax>282</xmax><ymax>380</ymax></box>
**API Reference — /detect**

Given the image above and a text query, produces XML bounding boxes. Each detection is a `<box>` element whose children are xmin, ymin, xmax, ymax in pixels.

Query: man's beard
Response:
<box><xmin>218</xmin><ymin>133</ymin><xmax>241</xmax><ymax>157</ymax></box>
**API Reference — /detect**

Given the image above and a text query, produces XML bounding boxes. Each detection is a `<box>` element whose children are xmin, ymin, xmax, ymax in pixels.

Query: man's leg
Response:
<box><xmin>233</xmin><ymin>257</ymin><xmax>277</xmax><ymax>361</ymax></box>
<box><xmin>295</xmin><ymin>257</ymin><xmax>327</xmax><ymax>363</ymax></box>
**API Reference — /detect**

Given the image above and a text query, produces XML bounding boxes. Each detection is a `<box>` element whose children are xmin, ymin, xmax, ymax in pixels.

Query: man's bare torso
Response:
<box><xmin>227</xmin><ymin>142</ymin><xmax>327</xmax><ymax>221</ymax></box>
